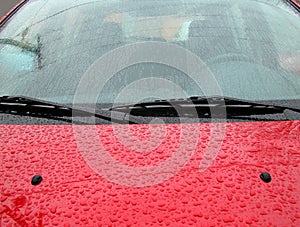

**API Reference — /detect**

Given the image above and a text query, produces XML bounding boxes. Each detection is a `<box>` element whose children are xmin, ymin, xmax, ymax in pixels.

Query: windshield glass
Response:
<box><xmin>0</xmin><ymin>0</ymin><xmax>299</xmax><ymax>105</ymax></box>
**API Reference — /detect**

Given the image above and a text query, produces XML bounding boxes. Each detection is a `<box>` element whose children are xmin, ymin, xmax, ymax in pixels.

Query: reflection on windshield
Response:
<box><xmin>279</xmin><ymin>51</ymin><xmax>300</xmax><ymax>76</ymax></box>
<box><xmin>0</xmin><ymin>0</ymin><xmax>299</xmax><ymax>105</ymax></box>
<box><xmin>0</xmin><ymin>45</ymin><xmax>35</xmax><ymax>74</ymax></box>
<box><xmin>104</xmin><ymin>13</ymin><xmax>200</xmax><ymax>41</ymax></box>
<box><xmin>0</xmin><ymin>35</ymin><xmax>42</xmax><ymax>75</ymax></box>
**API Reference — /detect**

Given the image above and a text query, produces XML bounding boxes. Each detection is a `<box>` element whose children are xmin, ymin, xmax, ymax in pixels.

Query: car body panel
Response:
<box><xmin>288</xmin><ymin>0</ymin><xmax>300</xmax><ymax>10</ymax></box>
<box><xmin>1</xmin><ymin>121</ymin><xmax>299</xmax><ymax>226</ymax></box>
<box><xmin>0</xmin><ymin>0</ymin><xmax>28</xmax><ymax>25</ymax></box>
<box><xmin>1</xmin><ymin>0</ymin><xmax>300</xmax><ymax>226</ymax></box>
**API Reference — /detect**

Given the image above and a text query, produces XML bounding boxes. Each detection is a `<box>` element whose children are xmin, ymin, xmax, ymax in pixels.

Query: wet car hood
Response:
<box><xmin>1</xmin><ymin>120</ymin><xmax>299</xmax><ymax>226</ymax></box>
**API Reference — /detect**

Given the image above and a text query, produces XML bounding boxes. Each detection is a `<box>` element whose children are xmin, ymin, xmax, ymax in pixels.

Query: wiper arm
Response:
<box><xmin>0</xmin><ymin>96</ymin><xmax>140</xmax><ymax>124</ymax></box>
<box><xmin>110</xmin><ymin>96</ymin><xmax>300</xmax><ymax>118</ymax></box>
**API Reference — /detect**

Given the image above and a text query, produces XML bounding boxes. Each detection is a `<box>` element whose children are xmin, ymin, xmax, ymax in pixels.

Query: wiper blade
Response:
<box><xmin>110</xmin><ymin>96</ymin><xmax>300</xmax><ymax>118</ymax></box>
<box><xmin>0</xmin><ymin>96</ymin><xmax>140</xmax><ymax>124</ymax></box>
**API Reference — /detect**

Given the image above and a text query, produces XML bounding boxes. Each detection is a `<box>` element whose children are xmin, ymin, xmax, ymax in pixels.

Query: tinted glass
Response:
<box><xmin>0</xmin><ymin>0</ymin><xmax>299</xmax><ymax>104</ymax></box>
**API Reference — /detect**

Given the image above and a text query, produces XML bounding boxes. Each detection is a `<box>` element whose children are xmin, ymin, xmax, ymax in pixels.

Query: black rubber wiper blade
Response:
<box><xmin>189</xmin><ymin>96</ymin><xmax>300</xmax><ymax>116</ymax></box>
<box><xmin>0</xmin><ymin>96</ymin><xmax>140</xmax><ymax>124</ymax></box>
<box><xmin>110</xmin><ymin>96</ymin><xmax>300</xmax><ymax>118</ymax></box>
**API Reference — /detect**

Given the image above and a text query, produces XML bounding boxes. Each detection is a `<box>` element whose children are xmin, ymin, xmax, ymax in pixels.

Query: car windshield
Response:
<box><xmin>0</xmin><ymin>0</ymin><xmax>299</xmax><ymax>106</ymax></box>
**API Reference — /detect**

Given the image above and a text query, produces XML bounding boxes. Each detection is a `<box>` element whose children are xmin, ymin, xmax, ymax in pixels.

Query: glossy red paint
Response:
<box><xmin>1</xmin><ymin>121</ymin><xmax>299</xmax><ymax>226</ymax></box>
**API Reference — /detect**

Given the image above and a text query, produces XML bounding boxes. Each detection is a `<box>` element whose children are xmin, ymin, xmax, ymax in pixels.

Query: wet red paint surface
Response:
<box><xmin>1</xmin><ymin>121</ymin><xmax>299</xmax><ymax>226</ymax></box>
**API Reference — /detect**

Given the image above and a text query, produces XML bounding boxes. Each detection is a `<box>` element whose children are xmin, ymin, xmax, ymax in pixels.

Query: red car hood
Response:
<box><xmin>1</xmin><ymin>121</ymin><xmax>299</xmax><ymax>226</ymax></box>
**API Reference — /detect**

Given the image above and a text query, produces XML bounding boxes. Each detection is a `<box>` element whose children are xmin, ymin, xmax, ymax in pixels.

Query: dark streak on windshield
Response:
<box><xmin>22</xmin><ymin>1</ymin><xmax>103</xmax><ymax>29</ymax></box>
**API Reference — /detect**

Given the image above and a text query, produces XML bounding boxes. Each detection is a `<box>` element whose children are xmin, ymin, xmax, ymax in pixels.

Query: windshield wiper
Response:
<box><xmin>0</xmin><ymin>96</ymin><xmax>141</xmax><ymax>124</ymax></box>
<box><xmin>110</xmin><ymin>96</ymin><xmax>300</xmax><ymax>119</ymax></box>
